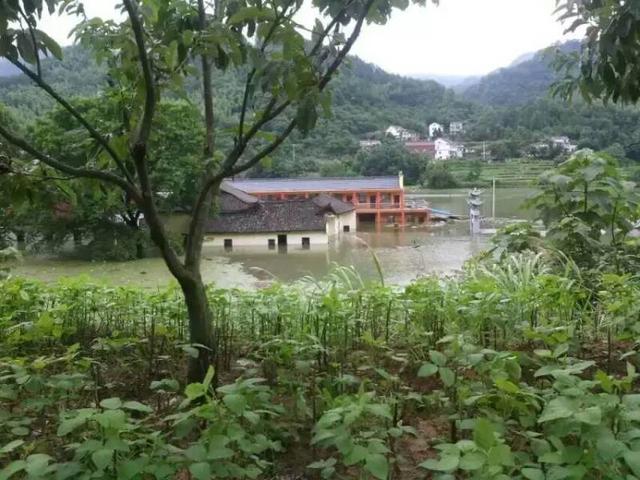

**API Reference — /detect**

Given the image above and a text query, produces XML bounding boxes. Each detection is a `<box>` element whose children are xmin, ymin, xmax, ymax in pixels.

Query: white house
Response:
<box><xmin>550</xmin><ymin>136</ymin><xmax>578</xmax><ymax>153</ymax></box>
<box><xmin>359</xmin><ymin>139</ymin><xmax>382</xmax><ymax>149</ymax></box>
<box><xmin>429</xmin><ymin>122</ymin><xmax>444</xmax><ymax>139</ymax></box>
<box><xmin>385</xmin><ymin>125</ymin><xmax>418</xmax><ymax>141</ymax></box>
<box><xmin>449</xmin><ymin>122</ymin><xmax>464</xmax><ymax>135</ymax></box>
<box><xmin>435</xmin><ymin>138</ymin><xmax>464</xmax><ymax>160</ymax></box>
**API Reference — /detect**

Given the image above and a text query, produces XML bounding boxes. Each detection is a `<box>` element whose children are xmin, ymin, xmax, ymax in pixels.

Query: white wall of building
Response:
<box><xmin>203</xmin><ymin>231</ymin><xmax>328</xmax><ymax>248</ymax></box>
<box><xmin>326</xmin><ymin>211</ymin><xmax>357</xmax><ymax>236</ymax></box>
<box><xmin>429</xmin><ymin>122</ymin><xmax>444</xmax><ymax>138</ymax></box>
<box><xmin>435</xmin><ymin>139</ymin><xmax>464</xmax><ymax>160</ymax></box>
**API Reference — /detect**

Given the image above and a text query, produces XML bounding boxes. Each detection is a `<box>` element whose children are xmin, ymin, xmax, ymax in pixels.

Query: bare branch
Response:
<box><xmin>7</xmin><ymin>59</ymin><xmax>136</xmax><ymax>185</ymax></box>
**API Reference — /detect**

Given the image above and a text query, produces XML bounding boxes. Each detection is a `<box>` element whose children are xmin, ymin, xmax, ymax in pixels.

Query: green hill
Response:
<box><xmin>462</xmin><ymin>41</ymin><xmax>580</xmax><ymax>106</ymax></box>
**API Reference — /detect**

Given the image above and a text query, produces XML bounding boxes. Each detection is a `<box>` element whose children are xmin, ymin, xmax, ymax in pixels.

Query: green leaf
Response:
<box><xmin>92</xmin><ymin>449</ymin><xmax>114</xmax><ymax>470</ymax></box>
<box><xmin>429</xmin><ymin>350</ymin><xmax>448</xmax><ymax>366</ymax></box>
<box><xmin>35</xmin><ymin>29</ymin><xmax>63</xmax><ymax>60</ymax></box>
<box><xmin>495</xmin><ymin>378</ymin><xmax>520</xmax><ymax>393</ymax></box>
<box><xmin>189</xmin><ymin>462</ymin><xmax>211</xmax><ymax>480</ymax></box>
<box><xmin>538</xmin><ymin>397</ymin><xmax>577</xmax><ymax>423</ymax></box>
<box><xmin>344</xmin><ymin>445</ymin><xmax>368</xmax><ymax>466</ymax></box>
<box><xmin>223</xmin><ymin>393</ymin><xmax>247</xmax><ymax>414</ymax></box>
<box><xmin>575</xmin><ymin>406</ymin><xmax>601</xmax><ymax>425</ymax></box>
<box><xmin>296</xmin><ymin>94</ymin><xmax>318</xmax><ymax>135</ymax></box>
<box><xmin>420</xmin><ymin>454</ymin><xmax>460</xmax><ymax>472</ymax></box>
<box><xmin>364</xmin><ymin>453</ymin><xmax>389</xmax><ymax>480</ymax></box>
<box><xmin>522</xmin><ymin>467</ymin><xmax>545</xmax><ymax>480</ymax></box>
<box><xmin>596</xmin><ymin>437</ymin><xmax>625</xmax><ymax>462</ymax></box>
<box><xmin>418</xmin><ymin>362</ymin><xmax>438</xmax><ymax>377</ymax></box>
<box><xmin>100</xmin><ymin>397</ymin><xmax>122</xmax><ymax>410</ymax></box>
<box><xmin>185</xmin><ymin>383</ymin><xmax>206</xmax><ymax>400</ymax></box>
<box><xmin>25</xmin><ymin>454</ymin><xmax>52</xmax><ymax>476</ymax></box>
<box><xmin>459</xmin><ymin>452</ymin><xmax>485</xmax><ymax>471</ymax></box>
<box><xmin>202</xmin><ymin>366</ymin><xmax>215</xmax><ymax>391</ymax></box>
<box><xmin>439</xmin><ymin>367</ymin><xmax>455</xmax><ymax>387</ymax></box>
<box><xmin>473</xmin><ymin>418</ymin><xmax>496</xmax><ymax>450</ymax></box>
<box><xmin>122</xmin><ymin>401</ymin><xmax>153</xmax><ymax>413</ymax></box>
<box><xmin>624</xmin><ymin>450</ymin><xmax>640</xmax><ymax>476</ymax></box>
<box><xmin>117</xmin><ymin>459</ymin><xmax>146</xmax><ymax>480</ymax></box>
<box><xmin>487</xmin><ymin>444</ymin><xmax>513</xmax><ymax>466</ymax></box>
<box><xmin>365</xmin><ymin>403</ymin><xmax>392</xmax><ymax>419</ymax></box>
<box><xmin>0</xmin><ymin>439</ymin><xmax>24</xmax><ymax>454</ymax></box>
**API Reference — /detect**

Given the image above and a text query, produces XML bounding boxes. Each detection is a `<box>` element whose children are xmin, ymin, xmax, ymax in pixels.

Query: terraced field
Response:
<box><xmin>445</xmin><ymin>159</ymin><xmax>556</xmax><ymax>187</ymax></box>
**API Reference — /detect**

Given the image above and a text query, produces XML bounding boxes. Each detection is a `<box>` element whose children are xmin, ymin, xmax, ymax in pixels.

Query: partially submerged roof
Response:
<box><xmin>227</xmin><ymin>176</ymin><xmax>401</xmax><ymax>193</ymax></box>
<box><xmin>207</xmin><ymin>194</ymin><xmax>354</xmax><ymax>235</ymax></box>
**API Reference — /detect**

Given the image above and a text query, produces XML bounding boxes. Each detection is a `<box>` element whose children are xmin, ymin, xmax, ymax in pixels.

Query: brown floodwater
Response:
<box><xmin>8</xmin><ymin>188</ymin><xmax>536</xmax><ymax>288</ymax></box>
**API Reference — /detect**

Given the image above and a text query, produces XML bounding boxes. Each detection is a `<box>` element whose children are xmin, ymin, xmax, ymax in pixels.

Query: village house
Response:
<box><xmin>449</xmin><ymin>122</ymin><xmax>464</xmax><ymax>135</ymax></box>
<box><xmin>203</xmin><ymin>183</ymin><xmax>356</xmax><ymax>250</ymax></box>
<box><xmin>385</xmin><ymin>125</ymin><xmax>419</xmax><ymax>141</ymax></box>
<box><xmin>435</xmin><ymin>138</ymin><xmax>464</xmax><ymax>160</ymax></box>
<box><xmin>428</xmin><ymin>122</ymin><xmax>444</xmax><ymax>139</ymax></box>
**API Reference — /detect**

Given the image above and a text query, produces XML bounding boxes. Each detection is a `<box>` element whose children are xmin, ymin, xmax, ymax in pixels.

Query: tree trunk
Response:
<box><xmin>179</xmin><ymin>273</ymin><xmax>215</xmax><ymax>384</ymax></box>
<box><xmin>15</xmin><ymin>231</ymin><xmax>26</xmax><ymax>250</ymax></box>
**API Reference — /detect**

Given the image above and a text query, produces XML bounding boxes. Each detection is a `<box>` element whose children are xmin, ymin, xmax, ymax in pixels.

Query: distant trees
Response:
<box><xmin>354</xmin><ymin>141</ymin><xmax>426</xmax><ymax>184</ymax></box>
<box><xmin>425</xmin><ymin>163</ymin><xmax>459</xmax><ymax>189</ymax></box>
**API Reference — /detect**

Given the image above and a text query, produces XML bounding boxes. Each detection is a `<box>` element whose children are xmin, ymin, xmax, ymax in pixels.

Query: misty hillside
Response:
<box><xmin>462</xmin><ymin>40</ymin><xmax>581</xmax><ymax>106</ymax></box>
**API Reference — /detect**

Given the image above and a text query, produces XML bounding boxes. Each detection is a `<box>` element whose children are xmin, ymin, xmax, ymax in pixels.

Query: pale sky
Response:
<box><xmin>40</xmin><ymin>0</ymin><xmax>578</xmax><ymax>77</ymax></box>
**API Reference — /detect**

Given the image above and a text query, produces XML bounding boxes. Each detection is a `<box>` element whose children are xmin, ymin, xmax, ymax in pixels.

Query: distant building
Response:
<box><xmin>435</xmin><ymin>138</ymin><xmax>464</xmax><ymax>160</ymax></box>
<box><xmin>359</xmin><ymin>139</ymin><xmax>382</xmax><ymax>149</ymax></box>
<box><xmin>404</xmin><ymin>141</ymin><xmax>436</xmax><ymax>155</ymax></box>
<box><xmin>204</xmin><ymin>183</ymin><xmax>356</xmax><ymax>249</ymax></box>
<box><xmin>385</xmin><ymin>125</ymin><xmax>419</xmax><ymax>141</ymax></box>
<box><xmin>449</xmin><ymin>122</ymin><xmax>464</xmax><ymax>135</ymax></box>
<box><xmin>429</xmin><ymin>122</ymin><xmax>444</xmax><ymax>139</ymax></box>
<box><xmin>550</xmin><ymin>136</ymin><xmax>578</xmax><ymax>153</ymax></box>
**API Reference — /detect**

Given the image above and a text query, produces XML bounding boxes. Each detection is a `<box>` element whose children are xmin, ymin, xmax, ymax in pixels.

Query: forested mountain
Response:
<box><xmin>462</xmin><ymin>40</ymin><xmax>581</xmax><ymax>106</ymax></box>
<box><xmin>2</xmin><ymin>42</ymin><xmax>640</xmax><ymax>179</ymax></box>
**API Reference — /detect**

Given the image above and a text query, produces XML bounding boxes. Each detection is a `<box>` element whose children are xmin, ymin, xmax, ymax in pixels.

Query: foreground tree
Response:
<box><xmin>0</xmin><ymin>0</ymin><xmax>425</xmax><ymax>382</ymax></box>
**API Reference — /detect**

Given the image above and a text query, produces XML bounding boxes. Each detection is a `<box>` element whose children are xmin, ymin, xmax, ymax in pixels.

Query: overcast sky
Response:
<box><xmin>40</xmin><ymin>0</ymin><xmax>577</xmax><ymax>77</ymax></box>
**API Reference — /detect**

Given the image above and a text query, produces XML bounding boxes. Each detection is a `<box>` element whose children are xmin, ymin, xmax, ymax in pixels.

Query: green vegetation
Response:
<box><xmin>2</xmin><ymin>150</ymin><xmax>640</xmax><ymax>479</ymax></box>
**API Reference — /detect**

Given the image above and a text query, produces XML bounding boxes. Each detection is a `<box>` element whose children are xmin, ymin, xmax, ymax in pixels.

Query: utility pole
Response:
<box><xmin>492</xmin><ymin>177</ymin><xmax>496</xmax><ymax>221</ymax></box>
<box><xmin>482</xmin><ymin>141</ymin><xmax>487</xmax><ymax>162</ymax></box>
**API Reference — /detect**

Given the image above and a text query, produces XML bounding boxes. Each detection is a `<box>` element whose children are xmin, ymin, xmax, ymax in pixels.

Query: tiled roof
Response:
<box><xmin>228</xmin><ymin>176</ymin><xmax>400</xmax><ymax>193</ymax></box>
<box><xmin>207</xmin><ymin>191</ymin><xmax>354</xmax><ymax>234</ymax></box>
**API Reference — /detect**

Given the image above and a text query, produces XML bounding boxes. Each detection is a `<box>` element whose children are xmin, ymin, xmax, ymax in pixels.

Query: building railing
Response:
<box><xmin>355</xmin><ymin>203</ymin><xmax>402</xmax><ymax>209</ymax></box>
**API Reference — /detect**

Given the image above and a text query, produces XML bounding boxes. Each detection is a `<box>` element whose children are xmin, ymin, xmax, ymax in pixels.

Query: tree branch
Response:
<box><xmin>183</xmin><ymin>0</ymin><xmax>219</xmax><ymax>271</ymax></box>
<box><xmin>0</xmin><ymin>123</ymin><xmax>141</xmax><ymax>202</ymax></box>
<box><xmin>17</xmin><ymin>6</ymin><xmax>42</xmax><ymax>78</ymax></box>
<box><xmin>122</xmin><ymin>0</ymin><xmax>156</xmax><ymax>148</ymax></box>
<box><xmin>7</xmin><ymin>59</ymin><xmax>136</xmax><ymax>185</ymax></box>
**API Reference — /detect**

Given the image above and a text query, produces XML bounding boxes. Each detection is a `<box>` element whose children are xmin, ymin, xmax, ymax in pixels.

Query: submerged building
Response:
<box><xmin>227</xmin><ymin>173</ymin><xmax>430</xmax><ymax>226</ymax></box>
<box><xmin>203</xmin><ymin>183</ymin><xmax>356</xmax><ymax>249</ymax></box>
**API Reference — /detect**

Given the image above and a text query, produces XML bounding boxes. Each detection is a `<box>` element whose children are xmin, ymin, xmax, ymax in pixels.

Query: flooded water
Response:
<box><xmin>9</xmin><ymin>188</ymin><xmax>536</xmax><ymax>288</ymax></box>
